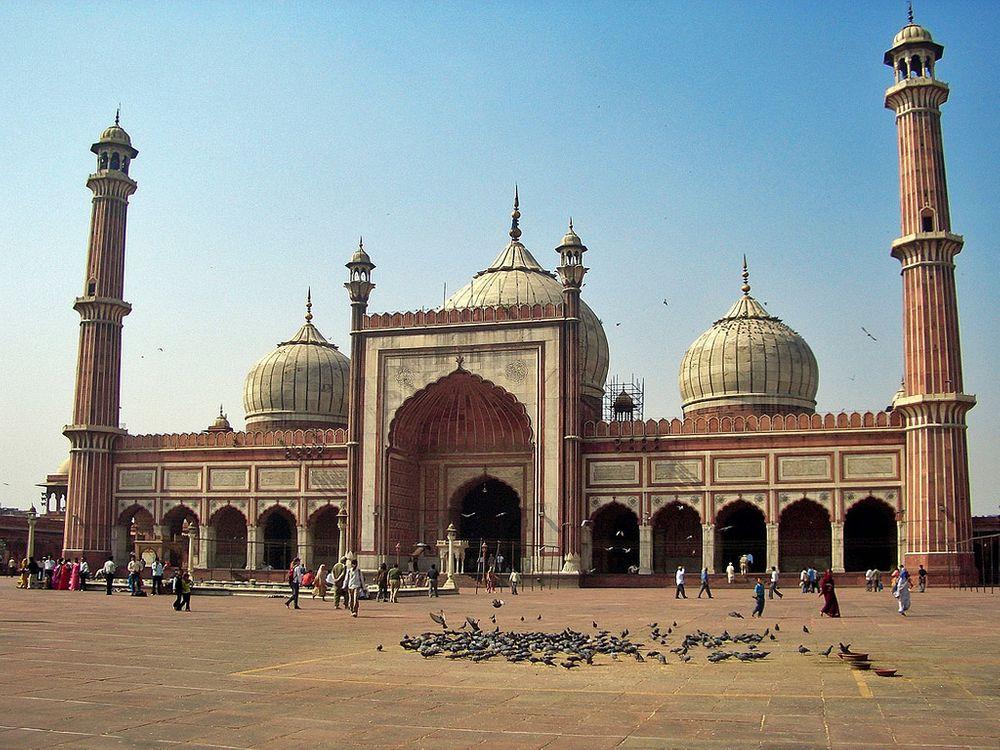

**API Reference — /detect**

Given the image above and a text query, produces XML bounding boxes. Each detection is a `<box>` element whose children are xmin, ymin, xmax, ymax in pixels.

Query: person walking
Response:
<box><xmin>150</xmin><ymin>557</ymin><xmax>164</xmax><ymax>595</ymax></box>
<box><xmin>890</xmin><ymin>567</ymin><xmax>900</xmax><ymax>595</ymax></box>
<box><xmin>768</xmin><ymin>566</ymin><xmax>783</xmax><ymax>599</ymax></box>
<box><xmin>675</xmin><ymin>566</ymin><xmax>687</xmax><ymax>599</ymax></box>
<box><xmin>917</xmin><ymin>565</ymin><xmax>927</xmax><ymax>593</ymax></box>
<box><xmin>509</xmin><ymin>569</ymin><xmax>521</xmax><ymax>595</ymax></box>
<box><xmin>819</xmin><ymin>569</ymin><xmax>841</xmax><ymax>617</ymax></box>
<box><xmin>485</xmin><ymin>567</ymin><xmax>497</xmax><ymax>594</ymax></box>
<box><xmin>312</xmin><ymin>563</ymin><xmax>328</xmax><ymax>600</ymax></box>
<box><xmin>697</xmin><ymin>567</ymin><xmax>712</xmax><ymax>598</ymax></box>
<box><xmin>180</xmin><ymin>572</ymin><xmax>193</xmax><ymax>611</ymax></box>
<box><xmin>171</xmin><ymin>568</ymin><xmax>184</xmax><ymax>611</ymax></box>
<box><xmin>726</xmin><ymin>561</ymin><xmax>735</xmax><ymax>584</ymax></box>
<box><xmin>427</xmin><ymin>565</ymin><xmax>440</xmax><ymax>598</ymax></box>
<box><xmin>79</xmin><ymin>558</ymin><xmax>90</xmax><ymax>590</ymax></box>
<box><xmin>872</xmin><ymin>568</ymin><xmax>882</xmax><ymax>592</ymax></box>
<box><xmin>387</xmin><ymin>562</ymin><xmax>402</xmax><ymax>603</ymax></box>
<box><xmin>332</xmin><ymin>557</ymin><xmax>347</xmax><ymax>610</ymax></box>
<box><xmin>739</xmin><ymin>555</ymin><xmax>748</xmax><ymax>577</ymax></box>
<box><xmin>865</xmin><ymin>568</ymin><xmax>874</xmax><ymax>592</ymax></box>
<box><xmin>374</xmin><ymin>563</ymin><xmax>388</xmax><ymax>602</ymax></box>
<box><xmin>344</xmin><ymin>558</ymin><xmax>365</xmax><ymax>617</ymax></box>
<box><xmin>800</xmin><ymin>568</ymin><xmax>809</xmax><ymax>593</ymax></box>
<box><xmin>102</xmin><ymin>557</ymin><xmax>116</xmax><ymax>595</ymax></box>
<box><xmin>285</xmin><ymin>557</ymin><xmax>305</xmax><ymax>610</ymax></box>
<box><xmin>895</xmin><ymin>565</ymin><xmax>912</xmax><ymax>615</ymax></box>
<box><xmin>807</xmin><ymin>566</ymin><xmax>818</xmax><ymax>593</ymax></box>
<box><xmin>751</xmin><ymin>577</ymin><xmax>766</xmax><ymax>618</ymax></box>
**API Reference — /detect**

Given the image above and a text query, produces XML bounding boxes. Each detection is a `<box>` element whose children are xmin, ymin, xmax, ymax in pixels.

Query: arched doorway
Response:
<box><xmin>715</xmin><ymin>500</ymin><xmax>766</xmax><ymax>574</ymax></box>
<box><xmin>454</xmin><ymin>477</ymin><xmax>521</xmax><ymax>574</ymax></box>
<box><xmin>591</xmin><ymin>503</ymin><xmax>639</xmax><ymax>574</ymax></box>
<box><xmin>260</xmin><ymin>506</ymin><xmax>296</xmax><ymax>571</ymax></box>
<box><xmin>652</xmin><ymin>502</ymin><xmax>702</xmax><ymax>573</ymax></box>
<box><xmin>115</xmin><ymin>505</ymin><xmax>154</xmax><ymax>563</ymax></box>
<box><xmin>779</xmin><ymin>499</ymin><xmax>831</xmax><ymax>572</ymax></box>
<box><xmin>161</xmin><ymin>505</ymin><xmax>199</xmax><ymax>569</ymax></box>
<box><xmin>844</xmin><ymin>497</ymin><xmax>897</xmax><ymax>572</ymax></box>
<box><xmin>211</xmin><ymin>506</ymin><xmax>247</xmax><ymax>569</ymax></box>
<box><xmin>310</xmin><ymin>505</ymin><xmax>340</xmax><ymax>567</ymax></box>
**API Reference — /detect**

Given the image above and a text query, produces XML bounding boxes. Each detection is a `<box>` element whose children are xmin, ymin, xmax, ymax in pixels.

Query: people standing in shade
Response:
<box><xmin>344</xmin><ymin>558</ymin><xmax>365</xmax><ymax>617</ymax></box>
<box><xmin>374</xmin><ymin>563</ymin><xmax>388</xmax><ymax>602</ymax></box>
<box><xmin>917</xmin><ymin>565</ymin><xmax>927</xmax><ymax>592</ymax></box>
<box><xmin>50</xmin><ymin>558</ymin><xmax>62</xmax><ymax>590</ymax></box>
<box><xmin>819</xmin><ymin>569</ymin><xmax>840</xmax><ymax>617</ymax></box>
<box><xmin>495</xmin><ymin>552</ymin><xmax>505</xmax><ymax>574</ymax></box>
<box><xmin>872</xmin><ymin>568</ymin><xmax>882</xmax><ymax>592</ymax></box>
<box><xmin>807</xmin><ymin>566</ymin><xmax>818</xmax><ymax>593</ymax></box>
<box><xmin>387</xmin><ymin>562</ymin><xmax>402</xmax><ymax>603</ymax></box>
<box><xmin>126</xmin><ymin>554</ymin><xmax>142</xmax><ymax>595</ymax></box>
<box><xmin>180</xmin><ymin>572</ymin><xmax>193</xmax><ymax>611</ymax></box>
<box><xmin>102</xmin><ymin>557</ymin><xmax>116</xmax><ymax>595</ymax></box>
<box><xmin>768</xmin><ymin>566</ymin><xmax>783</xmax><ymax>599</ymax></box>
<box><xmin>8</xmin><ymin>558</ymin><xmax>17</xmax><ymax>577</ymax></box>
<box><xmin>331</xmin><ymin>557</ymin><xmax>347</xmax><ymax>610</ymax></box>
<box><xmin>739</xmin><ymin>555</ymin><xmax>748</xmax><ymax>577</ymax></box>
<box><xmin>509</xmin><ymin>569</ymin><xmax>521</xmax><ymax>595</ymax></box>
<box><xmin>864</xmin><ymin>568</ymin><xmax>874</xmax><ymax>591</ymax></box>
<box><xmin>285</xmin><ymin>557</ymin><xmax>305</xmax><ymax>610</ymax></box>
<box><xmin>674</xmin><ymin>566</ymin><xmax>687</xmax><ymax>599</ymax></box>
<box><xmin>895</xmin><ymin>565</ymin><xmax>912</xmax><ymax>615</ymax></box>
<box><xmin>427</xmin><ymin>565</ymin><xmax>440</xmax><ymax>597</ymax></box>
<box><xmin>79</xmin><ymin>558</ymin><xmax>89</xmax><ymax>590</ymax></box>
<box><xmin>171</xmin><ymin>568</ymin><xmax>184</xmax><ymax>611</ymax></box>
<box><xmin>697</xmin><ymin>567</ymin><xmax>712</xmax><ymax>599</ymax></box>
<box><xmin>43</xmin><ymin>556</ymin><xmax>54</xmax><ymax>589</ymax></box>
<box><xmin>68</xmin><ymin>558</ymin><xmax>81</xmax><ymax>590</ymax></box>
<box><xmin>726</xmin><ymin>561</ymin><xmax>735</xmax><ymax>584</ymax></box>
<box><xmin>312</xmin><ymin>563</ymin><xmax>328</xmax><ymax>601</ymax></box>
<box><xmin>800</xmin><ymin>568</ymin><xmax>810</xmax><ymax>593</ymax></box>
<box><xmin>751</xmin><ymin>577</ymin><xmax>766</xmax><ymax>618</ymax></box>
<box><xmin>485</xmin><ymin>567</ymin><xmax>497</xmax><ymax>594</ymax></box>
<box><xmin>150</xmin><ymin>557</ymin><xmax>164</xmax><ymax>595</ymax></box>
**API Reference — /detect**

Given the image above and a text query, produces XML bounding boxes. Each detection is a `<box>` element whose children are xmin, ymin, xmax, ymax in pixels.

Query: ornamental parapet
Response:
<box><xmin>120</xmin><ymin>427</ymin><xmax>348</xmax><ymax>450</ymax></box>
<box><xmin>884</xmin><ymin>78</ymin><xmax>949</xmax><ymax>111</ymax></box>
<box><xmin>890</xmin><ymin>232</ymin><xmax>964</xmax><ymax>266</ymax></box>
<box><xmin>583</xmin><ymin>410</ymin><xmax>903</xmax><ymax>439</ymax></box>
<box><xmin>364</xmin><ymin>302</ymin><xmax>565</xmax><ymax>331</ymax></box>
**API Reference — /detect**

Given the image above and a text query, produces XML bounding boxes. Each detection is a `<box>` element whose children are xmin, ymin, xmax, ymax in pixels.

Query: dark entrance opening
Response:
<box><xmin>310</xmin><ymin>505</ymin><xmax>340</xmax><ymax>567</ymax></box>
<box><xmin>778</xmin><ymin>499</ymin><xmax>831</xmax><ymax>572</ymax></box>
<box><xmin>591</xmin><ymin>503</ymin><xmax>640</xmax><ymax>574</ymax></box>
<box><xmin>457</xmin><ymin>478</ymin><xmax>521</xmax><ymax>575</ymax></box>
<box><xmin>262</xmin><ymin>508</ymin><xmax>296</xmax><ymax>571</ymax></box>
<box><xmin>844</xmin><ymin>497</ymin><xmax>897</xmax><ymax>572</ymax></box>
<box><xmin>652</xmin><ymin>502</ymin><xmax>702</xmax><ymax>573</ymax></box>
<box><xmin>715</xmin><ymin>500</ymin><xmax>766</xmax><ymax>574</ymax></box>
<box><xmin>212</xmin><ymin>506</ymin><xmax>247</xmax><ymax>569</ymax></box>
<box><xmin>162</xmin><ymin>506</ymin><xmax>198</xmax><ymax>569</ymax></box>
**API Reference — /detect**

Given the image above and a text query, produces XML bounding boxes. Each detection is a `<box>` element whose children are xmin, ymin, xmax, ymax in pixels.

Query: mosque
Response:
<box><xmin>50</xmin><ymin>19</ymin><xmax>977</xmax><ymax>583</ymax></box>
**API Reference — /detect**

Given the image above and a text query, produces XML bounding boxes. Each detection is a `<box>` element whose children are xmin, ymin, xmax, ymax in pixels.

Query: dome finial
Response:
<box><xmin>305</xmin><ymin>287</ymin><xmax>313</xmax><ymax>322</ymax></box>
<box><xmin>509</xmin><ymin>185</ymin><xmax>522</xmax><ymax>241</ymax></box>
<box><xmin>741</xmin><ymin>255</ymin><xmax>751</xmax><ymax>295</ymax></box>
<box><xmin>115</xmin><ymin>104</ymin><xmax>120</xmax><ymax>126</ymax></box>
<box><xmin>907</xmin><ymin>0</ymin><xmax>914</xmax><ymax>24</ymax></box>
<box><xmin>219</xmin><ymin>403</ymin><xmax>224</xmax><ymax>417</ymax></box>
<box><xmin>568</xmin><ymin>216</ymin><xmax>574</xmax><ymax>231</ymax></box>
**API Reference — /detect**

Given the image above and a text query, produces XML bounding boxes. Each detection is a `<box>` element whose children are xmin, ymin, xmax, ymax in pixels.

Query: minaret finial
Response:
<box><xmin>219</xmin><ymin>404</ymin><xmax>224</xmax><ymax>418</ymax></box>
<box><xmin>568</xmin><ymin>216</ymin><xmax>574</xmax><ymax>231</ymax></box>
<box><xmin>115</xmin><ymin>105</ymin><xmax>120</xmax><ymax>126</ymax></box>
<box><xmin>305</xmin><ymin>286</ymin><xmax>313</xmax><ymax>322</ymax></box>
<box><xmin>907</xmin><ymin>1</ymin><xmax>914</xmax><ymax>24</ymax></box>
<box><xmin>509</xmin><ymin>185</ymin><xmax>522</xmax><ymax>241</ymax></box>
<box><xmin>359</xmin><ymin>235</ymin><xmax>364</xmax><ymax>251</ymax></box>
<box><xmin>741</xmin><ymin>254</ymin><xmax>751</xmax><ymax>295</ymax></box>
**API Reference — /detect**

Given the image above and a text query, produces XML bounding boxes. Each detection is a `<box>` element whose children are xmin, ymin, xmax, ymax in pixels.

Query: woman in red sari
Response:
<box><xmin>819</xmin><ymin>569</ymin><xmax>840</xmax><ymax>617</ymax></box>
<box><xmin>51</xmin><ymin>559</ymin><xmax>65</xmax><ymax>590</ymax></box>
<box><xmin>68</xmin><ymin>559</ymin><xmax>81</xmax><ymax>590</ymax></box>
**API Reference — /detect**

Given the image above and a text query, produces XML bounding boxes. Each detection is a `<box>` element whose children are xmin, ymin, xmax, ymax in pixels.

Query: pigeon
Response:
<box><xmin>667</xmin><ymin>627</ymin><xmax>672</xmax><ymax>634</ymax></box>
<box><xmin>593</xmin><ymin>621</ymin><xmax>599</xmax><ymax>629</ymax></box>
<box><xmin>656</xmin><ymin>654</ymin><xmax>667</xmax><ymax>664</ymax></box>
<box><xmin>672</xmin><ymin>621</ymin><xmax>677</xmax><ymax>627</ymax></box>
<box><xmin>681</xmin><ymin>654</ymin><xmax>692</xmax><ymax>662</ymax></box>
<box><xmin>621</xmin><ymin>629</ymin><xmax>629</xmax><ymax>638</ymax></box>
<box><xmin>376</xmin><ymin>644</ymin><xmax>383</xmax><ymax>652</ymax></box>
<box><xmin>465</xmin><ymin>616</ymin><xmax>480</xmax><ymax>632</ymax></box>
<box><xmin>489</xmin><ymin>614</ymin><xmax>497</xmax><ymax>624</ymax></box>
<box><xmin>521</xmin><ymin>616</ymin><xmax>525</xmax><ymax>622</ymax></box>
<box><xmin>798</xmin><ymin>645</ymin><xmax>810</xmax><ymax>653</ymax></box>
<box><xmin>803</xmin><ymin>625</ymin><xmax>810</xmax><ymax>634</ymax></box>
<box><xmin>491</xmin><ymin>599</ymin><xmax>505</xmax><ymax>608</ymax></box>
<box><xmin>728</xmin><ymin>611</ymin><xmax>744</xmax><ymax>619</ymax></box>
<box><xmin>561</xmin><ymin>660</ymin><xmax>579</xmax><ymax>669</ymax></box>
<box><xmin>769</xmin><ymin>634</ymin><xmax>776</xmax><ymax>641</ymax></box>
<box><xmin>839</xmin><ymin>642</ymin><xmax>852</xmax><ymax>654</ymax></box>
<box><xmin>648</xmin><ymin>622</ymin><xmax>658</xmax><ymax>629</ymax></box>
<box><xmin>774</xmin><ymin>624</ymin><xmax>780</xmax><ymax>631</ymax></box>
<box><xmin>537</xmin><ymin>614</ymin><xmax>543</xmax><ymax>620</ymax></box>
<box><xmin>430</xmin><ymin>611</ymin><xmax>447</xmax><ymax>628</ymax></box>
<box><xmin>820</xmin><ymin>645</ymin><xmax>833</xmax><ymax>657</ymax></box>
<box><xmin>763</xmin><ymin>628</ymin><xmax>769</xmax><ymax>636</ymax></box>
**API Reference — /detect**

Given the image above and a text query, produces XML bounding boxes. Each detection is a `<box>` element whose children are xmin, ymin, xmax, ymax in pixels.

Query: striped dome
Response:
<box><xmin>678</xmin><ymin>292</ymin><xmax>818</xmax><ymax>416</ymax></box>
<box><xmin>243</xmin><ymin>308</ymin><xmax>349</xmax><ymax>430</ymax></box>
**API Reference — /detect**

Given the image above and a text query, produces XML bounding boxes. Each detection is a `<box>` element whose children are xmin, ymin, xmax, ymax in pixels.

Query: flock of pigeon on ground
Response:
<box><xmin>392</xmin><ymin>600</ymin><xmax>857</xmax><ymax>670</ymax></box>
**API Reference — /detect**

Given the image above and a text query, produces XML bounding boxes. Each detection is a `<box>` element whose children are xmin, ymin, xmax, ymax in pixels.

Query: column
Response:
<box><xmin>245</xmin><ymin>524</ymin><xmax>257</xmax><ymax>570</ymax></box>
<box><xmin>26</xmin><ymin>508</ymin><xmax>37</xmax><ymax>558</ymax></box>
<box><xmin>445</xmin><ymin>524</ymin><xmax>457</xmax><ymax>588</ymax></box>
<box><xmin>766</xmin><ymin>522</ymin><xmax>779</xmax><ymax>571</ymax></box>
<box><xmin>830</xmin><ymin>521</ymin><xmax>844</xmax><ymax>573</ymax></box>
<box><xmin>580</xmin><ymin>524</ymin><xmax>593</xmax><ymax>574</ymax></box>
<box><xmin>200</xmin><ymin>525</ymin><xmax>215</xmax><ymax>570</ymax></box>
<box><xmin>701</xmin><ymin>523</ymin><xmax>715</xmax><ymax>574</ymax></box>
<box><xmin>897</xmin><ymin>519</ymin><xmax>907</xmax><ymax>570</ymax></box>
<box><xmin>638</xmin><ymin>524</ymin><xmax>652</xmax><ymax>574</ymax></box>
<box><xmin>186</xmin><ymin>529</ymin><xmax>197</xmax><ymax>574</ymax></box>
<box><xmin>297</xmin><ymin>525</ymin><xmax>312</xmax><ymax>568</ymax></box>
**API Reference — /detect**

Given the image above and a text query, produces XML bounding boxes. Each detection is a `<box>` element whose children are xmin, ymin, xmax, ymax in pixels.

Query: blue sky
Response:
<box><xmin>0</xmin><ymin>1</ymin><xmax>996</xmax><ymax>515</ymax></box>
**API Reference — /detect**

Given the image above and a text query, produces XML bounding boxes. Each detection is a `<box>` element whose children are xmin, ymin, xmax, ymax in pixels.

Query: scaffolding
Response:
<box><xmin>603</xmin><ymin>375</ymin><xmax>645</xmax><ymax>422</ymax></box>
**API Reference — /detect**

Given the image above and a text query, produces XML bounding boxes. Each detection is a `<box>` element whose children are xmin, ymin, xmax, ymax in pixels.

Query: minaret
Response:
<box><xmin>884</xmin><ymin>17</ymin><xmax>976</xmax><ymax>583</ymax></box>
<box><xmin>344</xmin><ymin>238</ymin><xmax>375</xmax><ymax>558</ymax></box>
<box><xmin>555</xmin><ymin>215</ymin><xmax>588</xmax><ymax>574</ymax></box>
<box><xmin>63</xmin><ymin>114</ymin><xmax>138</xmax><ymax>560</ymax></box>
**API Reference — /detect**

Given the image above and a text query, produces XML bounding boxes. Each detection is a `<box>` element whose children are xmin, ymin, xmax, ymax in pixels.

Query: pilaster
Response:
<box><xmin>830</xmin><ymin>521</ymin><xmax>845</xmax><ymax>573</ymax></box>
<box><xmin>702</xmin><ymin>523</ymin><xmax>716</xmax><ymax>574</ymax></box>
<box><xmin>638</xmin><ymin>524</ymin><xmax>652</xmax><ymax>574</ymax></box>
<box><xmin>765</xmin><ymin>522</ymin><xmax>779</xmax><ymax>571</ymax></box>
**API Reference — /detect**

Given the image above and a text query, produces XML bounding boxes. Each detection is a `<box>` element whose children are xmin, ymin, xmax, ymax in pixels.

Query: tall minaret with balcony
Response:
<box><xmin>884</xmin><ymin>17</ymin><xmax>975</xmax><ymax>583</ymax></box>
<box><xmin>63</xmin><ymin>115</ymin><xmax>138</xmax><ymax>560</ymax></box>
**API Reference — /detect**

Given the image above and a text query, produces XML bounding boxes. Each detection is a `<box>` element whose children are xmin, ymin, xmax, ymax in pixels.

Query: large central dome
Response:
<box><xmin>443</xmin><ymin>206</ymin><xmax>609</xmax><ymax>402</ymax></box>
<box><xmin>678</xmin><ymin>264</ymin><xmax>818</xmax><ymax>417</ymax></box>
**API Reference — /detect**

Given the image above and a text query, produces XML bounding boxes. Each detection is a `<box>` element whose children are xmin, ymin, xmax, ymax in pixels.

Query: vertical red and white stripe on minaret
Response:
<box><xmin>884</xmin><ymin>17</ymin><xmax>976</xmax><ymax>584</ymax></box>
<box><xmin>63</xmin><ymin>114</ymin><xmax>138</xmax><ymax>562</ymax></box>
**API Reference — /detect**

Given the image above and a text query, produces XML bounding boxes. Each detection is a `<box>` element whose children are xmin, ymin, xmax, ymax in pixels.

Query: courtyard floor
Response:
<box><xmin>0</xmin><ymin>582</ymin><xmax>997</xmax><ymax>749</ymax></box>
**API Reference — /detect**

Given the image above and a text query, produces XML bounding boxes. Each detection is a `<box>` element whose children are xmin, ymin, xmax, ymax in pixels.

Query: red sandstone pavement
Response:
<box><xmin>0</xmin><ymin>583</ymin><xmax>997</xmax><ymax>749</ymax></box>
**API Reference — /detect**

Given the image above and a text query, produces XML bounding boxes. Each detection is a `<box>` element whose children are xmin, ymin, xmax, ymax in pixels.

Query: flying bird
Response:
<box><xmin>491</xmin><ymin>599</ymin><xmax>505</xmax><ymax>608</ymax></box>
<box><xmin>839</xmin><ymin>642</ymin><xmax>852</xmax><ymax>654</ymax></box>
<box><xmin>803</xmin><ymin>625</ymin><xmax>810</xmax><ymax>634</ymax></box>
<box><xmin>429</xmin><ymin>611</ymin><xmax>447</xmax><ymax>628</ymax></box>
<box><xmin>615</xmin><ymin>530</ymin><xmax>624</xmax><ymax>537</ymax></box>
<box><xmin>461</xmin><ymin>512</ymin><xmax>476</xmax><ymax>518</ymax></box>
<box><xmin>861</xmin><ymin>327</ymin><xmax>878</xmax><ymax>341</ymax></box>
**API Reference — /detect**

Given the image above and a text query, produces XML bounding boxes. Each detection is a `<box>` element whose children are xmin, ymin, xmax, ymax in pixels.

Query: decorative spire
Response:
<box><xmin>115</xmin><ymin>105</ymin><xmax>120</xmax><ymax>126</ymax></box>
<box><xmin>509</xmin><ymin>185</ymin><xmax>522</xmax><ymax>241</ymax></box>
<box><xmin>218</xmin><ymin>404</ymin><xmax>224</xmax><ymax>417</ymax></box>
<box><xmin>907</xmin><ymin>1</ymin><xmax>914</xmax><ymax>24</ymax></box>
<box><xmin>568</xmin><ymin>217</ymin><xmax>574</xmax><ymax>231</ymax></box>
<box><xmin>359</xmin><ymin>235</ymin><xmax>364</xmax><ymax>252</ymax></box>
<box><xmin>305</xmin><ymin>287</ymin><xmax>313</xmax><ymax>322</ymax></box>
<box><xmin>741</xmin><ymin>255</ymin><xmax>751</xmax><ymax>295</ymax></box>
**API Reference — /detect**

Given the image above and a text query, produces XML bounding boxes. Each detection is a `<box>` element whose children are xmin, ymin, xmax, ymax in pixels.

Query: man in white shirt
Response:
<box><xmin>343</xmin><ymin>558</ymin><xmax>365</xmax><ymax>617</ymax></box>
<box><xmin>150</xmin><ymin>557</ymin><xmax>165</xmax><ymax>595</ymax></box>
<box><xmin>126</xmin><ymin>555</ymin><xmax>143</xmax><ymax>595</ymax></box>
<box><xmin>43</xmin><ymin>556</ymin><xmax>55</xmax><ymax>589</ymax></box>
<box><xmin>726</xmin><ymin>561</ymin><xmax>736</xmax><ymax>584</ymax></box>
<box><xmin>675</xmin><ymin>566</ymin><xmax>687</xmax><ymax>599</ymax></box>
<box><xmin>768</xmin><ymin>566</ymin><xmax>783</xmax><ymax>599</ymax></box>
<box><xmin>284</xmin><ymin>557</ymin><xmax>305</xmax><ymax>610</ymax></box>
<box><xmin>102</xmin><ymin>557</ymin><xmax>116</xmax><ymax>595</ymax></box>
<box><xmin>79</xmin><ymin>559</ymin><xmax>90</xmax><ymax>591</ymax></box>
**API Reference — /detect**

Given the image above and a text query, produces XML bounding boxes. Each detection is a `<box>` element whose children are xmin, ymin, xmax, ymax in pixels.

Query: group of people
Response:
<box><xmin>749</xmin><ymin>568</ymin><xmax>840</xmax><ymax>618</ymax></box>
<box><xmin>483</xmin><ymin>566</ymin><xmax>521</xmax><ymax>595</ymax></box>
<box><xmin>285</xmin><ymin>556</ymin><xmax>367</xmax><ymax>616</ymax></box>
<box><xmin>13</xmin><ymin>555</ymin><xmax>89</xmax><ymax>590</ymax></box>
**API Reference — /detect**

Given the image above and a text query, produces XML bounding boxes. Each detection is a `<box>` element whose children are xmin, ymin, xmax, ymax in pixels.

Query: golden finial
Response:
<box><xmin>509</xmin><ymin>185</ymin><xmax>522</xmax><ymax>241</ymax></box>
<box><xmin>305</xmin><ymin>287</ymin><xmax>313</xmax><ymax>322</ymax></box>
<box><xmin>741</xmin><ymin>255</ymin><xmax>751</xmax><ymax>295</ymax></box>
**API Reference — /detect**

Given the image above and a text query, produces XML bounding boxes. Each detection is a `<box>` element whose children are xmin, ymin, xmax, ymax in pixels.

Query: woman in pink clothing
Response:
<box><xmin>68</xmin><ymin>558</ymin><xmax>82</xmax><ymax>590</ymax></box>
<box><xmin>51</xmin><ymin>559</ymin><xmax>64</xmax><ymax>590</ymax></box>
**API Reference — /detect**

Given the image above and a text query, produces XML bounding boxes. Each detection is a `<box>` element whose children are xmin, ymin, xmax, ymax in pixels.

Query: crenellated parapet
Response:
<box><xmin>120</xmin><ymin>427</ymin><xmax>348</xmax><ymax>450</ymax></box>
<box><xmin>364</xmin><ymin>302</ymin><xmax>565</xmax><ymax>331</ymax></box>
<box><xmin>583</xmin><ymin>410</ymin><xmax>903</xmax><ymax>438</ymax></box>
